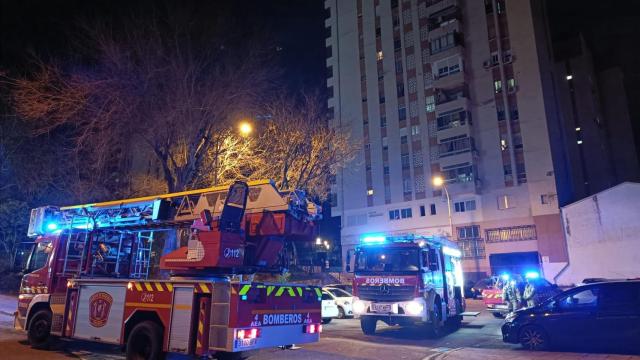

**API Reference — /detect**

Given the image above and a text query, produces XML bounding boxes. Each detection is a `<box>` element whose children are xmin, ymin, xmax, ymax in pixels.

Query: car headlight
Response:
<box><xmin>405</xmin><ymin>301</ymin><xmax>424</xmax><ymax>316</ymax></box>
<box><xmin>505</xmin><ymin>312</ymin><xmax>517</xmax><ymax>323</ymax></box>
<box><xmin>353</xmin><ymin>300</ymin><xmax>366</xmax><ymax>314</ymax></box>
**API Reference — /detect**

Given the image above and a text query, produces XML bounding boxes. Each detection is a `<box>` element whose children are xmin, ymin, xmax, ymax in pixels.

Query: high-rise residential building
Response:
<box><xmin>551</xmin><ymin>36</ymin><xmax>640</xmax><ymax>206</ymax></box>
<box><xmin>325</xmin><ymin>0</ymin><xmax>569</xmax><ymax>280</ymax></box>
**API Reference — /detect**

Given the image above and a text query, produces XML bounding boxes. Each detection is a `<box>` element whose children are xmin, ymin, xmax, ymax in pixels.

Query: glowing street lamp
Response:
<box><xmin>238</xmin><ymin>121</ymin><xmax>253</xmax><ymax>137</ymax></box>
<box><xmin>432</xmin><ymin>175</ymin><xmax>454</xmax><ymax>238</ymax></box>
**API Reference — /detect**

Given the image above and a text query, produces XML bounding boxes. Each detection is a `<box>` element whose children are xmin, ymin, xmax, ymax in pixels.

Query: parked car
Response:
<box><xmin>325</xmin><ymin>283</ymin><xmax>353</xmax><ymax>294</ymax></box>
<box><xmin>321</xmin><ymin>290</ymin><xmax>340</xmax><ymax>324</ymax></box>
<box><xmin>468</xmin><ymin>276</ymin><xmax>498</xmax><ymax>299</ymax></box>
<box><xmin>502</xmin><ymin>280</ymin><xmax>640</xmax><ymax>352</ymax></box>
<box><xmin>323</xmin><ymin>287</ymin><xmax>354</xmax><ymax>318</ymax></box>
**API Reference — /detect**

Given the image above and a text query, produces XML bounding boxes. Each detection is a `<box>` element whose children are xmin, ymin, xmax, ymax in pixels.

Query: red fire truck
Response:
<box><xmin>14</xmin><ymin>180</ymin><xmax>324</xmax><ymax>359</ymax></box>
<box><xmin>347</xmin><ymin>234</ymin><xmax>466</xmax><ymax>336</ymax></box>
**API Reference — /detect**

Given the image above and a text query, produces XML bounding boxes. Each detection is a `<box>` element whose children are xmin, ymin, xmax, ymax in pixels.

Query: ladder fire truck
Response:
<box><xmin>14</xmin><ymin>180</ymin><xmax>324</xmax><ymax>359</ymax></box>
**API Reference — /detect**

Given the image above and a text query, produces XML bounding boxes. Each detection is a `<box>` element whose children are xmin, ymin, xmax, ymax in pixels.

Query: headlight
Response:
<box><xmin>353</xmin><ymin>300</ymin><xmax>366</xmax><ymax>314</ymax></box>
<box><xmin>505</xmin><ymin>312</ymin><xmax>517</xmax><ymax>322</ymax></box>
<box><xmin>405</xmin><ymin>301</ymin><xmax>424</xmax><ymax>316</ymax></box>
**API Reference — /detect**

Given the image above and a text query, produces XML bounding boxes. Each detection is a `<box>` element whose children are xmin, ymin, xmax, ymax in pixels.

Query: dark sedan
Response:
<box><xmin>502</xmin><ymin>280</ymin><xmax>640</xmax><ymax>352</ymax></box>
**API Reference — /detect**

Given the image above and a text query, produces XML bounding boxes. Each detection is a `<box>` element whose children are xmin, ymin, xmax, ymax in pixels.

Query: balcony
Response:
<box><xmin>438</xmin><ymin>136</ymin><xmax>474</xmax><ymax>158</ymax></box>
<box><xmin>435</xmin><ymin>85</ymin><xmax>468</xmax><ymax>105</ymax></box>
<box><xmin>427</xmin><ymin>5</ymin><xmax>462</xmax><ymax>31</ymax></box>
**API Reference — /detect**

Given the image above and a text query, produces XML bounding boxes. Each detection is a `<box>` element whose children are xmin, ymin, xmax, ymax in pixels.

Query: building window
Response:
<box><xmin>397</xmin><ymin>83</ymin><xmax>405</xmax><ymax>97</ymax></box>
<box><xmin>420</xmin><ymin>205</ymin><xmax>426</xmax><ymax>217</ymax></box>
<box><xmin>494</xmin><ymin>80</ymin><xmax>502</xmax><ymax>93</ymax></box>
<box><xmin>454</xmin><ymin>200</ymin><xmax>476</xmax><ymax>212</ymax></box>
<box><xmin>401</xmin><ymin>135</ymin><xmax>408</xmax><ymax>144</ymax></box>
<box><xmin>434</xmin><ymin>56</ymin><xmax>461</xmax><ymax>78</ymax></box>
<box><xmin>398</xmin><ymin>105</ymin><xmax>407</xmax><ymax>120</ymax></box>
<box><xmin>377</xmin><ymin>51</ymin><xmax>384</xmax><ymax>61</ymax></box>
<box><xmin>411</xmin><ymin>125</ymin><xmax>420</xmax><ymax>136</ymax></box>
<box><xmin>402</xmin><ymin>9</ymin><xmax>412</xmax><ymax>24</ymax></box>
<box><xmin>459</xmin><ymin>239</ymin><xmax>485</xmax><ymax>259</ymax></box>
<box><xmin>486</xmin><ymin>225</ymin><xmax>537</xmax><ymax>243</ymax></box>
<box><xmin>430</xmin><ymin>203</ymin><xmax>437</xmax><ymax>215</ymax></box>
<box><xmin>425</xmin><ymin>95</ymin><xmax>436</xmax><ymax>113</ymax></box>
<box><xmin>439</xmin><ymin>135</ymin><xmax>472</xmax><ymax>157</ymax></box>
<box><xmin>380</xmin><ymin>116</ymin><xmax>387</xmax><ymax>128</ymax></box>
<box><xmin>422</xmin><ymin>48</ymin><xmax>429</xmax><ymax>64</ymax></box>
<box><xmin>382</xmin><ymin>137</ymin><xmax>389</xmax><ymax>149</ymax></box>
<box><xmin>418</xmin><ymin>3</ymin><xmax>427</xmax><ymax>18</ymax></box>
<box><xmin>383</xmin><ymin>165</ymin><xmax>390</xmax><ymax>175</ymax></box>
<box><xmin>413</xmin><ymin>150</ymin><xmax>423</xmax><ymax>166</ymax></box>
<box><xmin>420</xmin><ymin>26</ymin><xmax>428</xmax><ymax>42</ymax></box>
<box><xmin>405</xmin><ymin>32</ymin><xmax>414</xmax><ymax>48</ymax></box>
<box><xmin>430</xmin><ymin>32</ymin><xmax>458</xmax><ymax>55</ymax></box>
<box><xmin>497</xmin><ymin>194</ymin><xmax>515</xmax><ymax>209</ymax></box>
<box><xmin>424</xmin><ymin>72</ymin><xmax>433</xmax><ymax>87</ymax></box>
<box><xmin>540</xmin><ymin>194</ymin><xmax>551</xmax><ymax>204</ymax></box>
<box><xmin>389</xmin><ymin>209</ymin><xmax>400</xmax><ymax>220</ymax></box>
<box><xmin>329</xmin><ymin>193</ymin><xmax>338</xmax><ymax>207</ymax></box>
<box><xmin>436</xmin><ymin>108</ymin><xmax>468</xmax><ymax>131</ymax></box>
<box><xmin>442</xmin><ymin>163</ymin><xmax>474</xmax><ymax>183</ymax></box>
<box><xmin>458</xmin><ymin>225</ymin><xmax>480</xmax><ymax>239</ymax></box>
<box><xmin>367</xmin><ymin>189</ymin><xmax>374</xmax><ymax>196</ymax></box>
<box><xmin>507</xmin><ymin>78</ymin><xmax>516</xmax><ymax>92</ymax></box>
<box><xmin>401</xmin><ymin>154</ymin><xmax>410</xmax><ymax>168</ymax></box>
<box><xmin>401</xmin><ymin>207</ymin><xmax>412</xmax><ymax>218</ymax></box>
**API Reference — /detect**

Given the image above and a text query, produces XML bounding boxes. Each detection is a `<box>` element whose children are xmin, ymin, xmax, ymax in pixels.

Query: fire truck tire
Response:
<box><xmin>27</xmin><ymin>310</ymin><xmax>53</xmax><ymax>349</ymax></box>
<box><xmin>322</xmin><ymin>318</ymin><xmax>332</xmax><ymax>324</ymax></box>
<box><xmin>492</xmin><ymin>312</ymin><xmax>505</xmax><ymax>319</ymax></box>
<box><xmin>126</xmin><ymin>321</ymin><xmax>165</xmax><ymax>360</ymax></box>
<box><xmin>425</xmin><ymin>300</ymin><xmax>443</xmax><ymax>338</ymax></box>
<box><xmin>360</xmin><ymin>317</ymin><xmax>376</xmax><ymax>335</ymax></box>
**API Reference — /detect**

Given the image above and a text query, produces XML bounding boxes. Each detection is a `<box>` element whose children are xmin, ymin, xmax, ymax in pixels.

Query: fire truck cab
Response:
<box><xmin>348</xmin><ymin>234</ymin><xmax>465</xmax><ymax>336</ymax></box>
<box><xmin>15</xmin><ymin>180</ymin><xmax>323</xmax><ymax>359</ymax></box>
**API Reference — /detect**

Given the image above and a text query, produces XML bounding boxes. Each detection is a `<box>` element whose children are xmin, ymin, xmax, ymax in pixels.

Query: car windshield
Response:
<box><xmin>355</xmin><ymin>247</ymin><xmax>420</xmax><ymax>273</ymax></box>
<box><xmin>327</xmin><ymin>288</ymin><xmax>351</xmax><ymax>297</ymax></box>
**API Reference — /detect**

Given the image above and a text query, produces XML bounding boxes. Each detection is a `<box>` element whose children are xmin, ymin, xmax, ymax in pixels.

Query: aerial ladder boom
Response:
<box><xmin>27</xmin><ymin>179</ymin><xmax>321</xmax><ymax>277</ymax></box>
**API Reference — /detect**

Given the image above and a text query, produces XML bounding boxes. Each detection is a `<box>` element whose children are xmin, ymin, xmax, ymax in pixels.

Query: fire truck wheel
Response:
<box><xmin>126</xmin><ymin>321</ymin><xmax>165</xmax><ymax>360</ymax></box>
<box><xmin>492</xmin><ymin>312</ymin><xmax>505</xmax><ymax>319</ymax></box>
<box><xmin>425</xmin><ymin>301</ymin><xmax>443</xmax><ymax>338</ymax></box>
<box><xmin>360</xmin><ymin>317</ymin><xmax>376</xmax><ymax>335</ymax></box>
<box><xmin>322</xmin><ymin>318</ymin><xmax>332</xmax><ymax>324</ymax></box>
<box><xmin>27</xmin><ymin>310</ymin><xmax>53</xmax><ymax>349</ymax></box>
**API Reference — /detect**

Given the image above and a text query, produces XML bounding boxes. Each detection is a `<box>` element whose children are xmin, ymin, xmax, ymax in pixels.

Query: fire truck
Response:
<box><xmin>347</xmin><ymin>234</ymin><xmax>466</xmax><ymax>336</ymax></box>
<box><xmin>14</xmin><ymin>180</ymin><xmax>324</xmax><ymax>359</ymax></box>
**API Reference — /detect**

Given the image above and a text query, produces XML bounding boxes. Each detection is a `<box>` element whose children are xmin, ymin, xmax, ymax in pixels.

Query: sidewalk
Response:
<box><xmin>0</xmin><ymin>293</ymin><xmax>16</xmax><ymax>316</ymax></box>
<box><xmin>433</xmin><ymin>347</ymin><xmax>639</xmax><ymax>360</ymax></box>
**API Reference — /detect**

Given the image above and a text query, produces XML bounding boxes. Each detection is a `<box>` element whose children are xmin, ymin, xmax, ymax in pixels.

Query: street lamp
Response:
<box><xmin>316</xmin><ymin>237</ymin><xmax>322</xmax><ymax>245</ymax></box>
<box><xmin>238</xmin><ymin>121</ymin><xmax>253</xmax><ymax>137</ymax></box>
<box><xmin>432</xmin><ymin>175</ymin><xmax>454</xmax><ymax>238</ymax></box>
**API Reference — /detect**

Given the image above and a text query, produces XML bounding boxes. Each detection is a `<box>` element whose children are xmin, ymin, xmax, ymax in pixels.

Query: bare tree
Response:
<box><xmin>8</xmin><ymin>10</ymin><xmax>276</xmax><ymax>197</ymax></box>
<box><xmin>258</xmin><ymin>94</ymin><xmax>359</xmax><ymax>199</ymax></box>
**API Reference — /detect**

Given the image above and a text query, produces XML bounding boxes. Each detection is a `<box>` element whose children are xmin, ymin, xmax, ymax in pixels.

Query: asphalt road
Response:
<box><xmin>0</xmin><ymin>295</ymin><xmax>638</xmax><ymax>360</ymax></box>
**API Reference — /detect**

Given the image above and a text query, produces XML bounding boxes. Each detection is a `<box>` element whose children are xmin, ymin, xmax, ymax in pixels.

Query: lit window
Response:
<box><xmin>575</xmin><ymin>127</ymin><xmax>581</xmax><ymax>131</ymax></box>
<box><xmin>425</xmin><ymin>95</ymin><xmax>436</xmax><ymax>113</ymax></box>
<box><xmin>577</xmin><ymin>140</ymin><xmax>583</xmax><ymax>145</ymax></box>
<box><xmin>411</xmin><ymin>125</ymin><xmax>420</xmax><ymax>136</ymax></box>
<box><xmin>400</xmin><ymin>208</ymin><xmax>412</xmax><ymax>218</ymax></box>
<box><xmin>377</xmin><ymin>51</ymin><xmax>384</xmax><ymax>61</ymax></box>
<box><xmin>566</xmin><ymin>75</ymin><xmax>573</xmax><ymax>80</ymax></box>
<box><xmin>494</xmin><ymin>80</ymin><xmax>502</xmax><ymax>93</ymax></box>
<box><xmin>367</xmin><ymin>189</ymin><xmax>374</xmax><ymax>196</ymax></box>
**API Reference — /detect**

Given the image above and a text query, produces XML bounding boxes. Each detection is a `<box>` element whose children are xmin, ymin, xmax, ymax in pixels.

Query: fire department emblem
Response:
<box><xmin>89</xmin><ymin>292</ymin><xmax>113</xmax><ymax>328</ymax></box>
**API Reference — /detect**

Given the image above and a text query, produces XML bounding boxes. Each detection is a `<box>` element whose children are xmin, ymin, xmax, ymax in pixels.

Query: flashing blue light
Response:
<box><xmin>500</xmin><ymin>273</ymin><xmax>510</xmax><ymax>281</ymax></box>
<box><xmin>525</xmin><ymin>271</ymin><xmax>540</xmax><ymax>279</ymax></box>
<box><xmin>46</xmin><ymin>222</ymin><xmax>58</xmax><ymax>231</ymax></box>
<box><xmin>361</xmin><ymin>235</ymin><xmax>386</xmax><ymax>244</ymax></box>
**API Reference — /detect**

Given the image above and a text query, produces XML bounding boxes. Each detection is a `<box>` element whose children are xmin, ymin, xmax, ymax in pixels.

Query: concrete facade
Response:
<box><xmin>556</xmin><ymin>182</ymin><xmax>640</xmax><ymax>286</ymax></box>
<box><xmin>325</xmin><ymin>0</ymin><xmax>567</xmax><ymax>281</ymax></box>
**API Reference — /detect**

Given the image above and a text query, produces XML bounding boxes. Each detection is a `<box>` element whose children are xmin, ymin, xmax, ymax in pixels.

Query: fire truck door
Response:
<box><xmin>168</xmin><ymin>286</ymin><xmax>195</xmax><ymax>353</ymax></box>
<box><xmin>74</xmin><ymin>284</ymin><xmax>126</xmax><ymax>344</ymax></box>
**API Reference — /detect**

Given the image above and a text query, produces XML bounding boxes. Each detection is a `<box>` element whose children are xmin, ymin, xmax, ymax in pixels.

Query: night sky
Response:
<box><xmin>0</xmin><ymin>0</ymin><xmax>326</xmax><ymax>93</ymax></box>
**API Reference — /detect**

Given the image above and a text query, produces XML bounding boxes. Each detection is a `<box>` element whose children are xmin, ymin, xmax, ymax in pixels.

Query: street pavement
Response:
<box><xmin>0</xmin><ymin>294</ymin><xmax>638</xmax><ymax>360</ymax></box>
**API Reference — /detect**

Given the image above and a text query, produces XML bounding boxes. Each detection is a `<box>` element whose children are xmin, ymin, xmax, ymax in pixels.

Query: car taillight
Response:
<box><xmin>236</xmin><ymin>328</ymin><xmax>260</xmax><ymax>340</ymax></box>
<box><xmin>304</xmin><ymin>323</ymin><xmax>322</xmax><ymax>334</ymax></box>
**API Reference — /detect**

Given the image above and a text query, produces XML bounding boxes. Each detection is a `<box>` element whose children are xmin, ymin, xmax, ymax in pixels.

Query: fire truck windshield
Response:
<box><xmin>26</xmin><ymin>241</ymin><xmax>52</xmax><ymax>272</ymax></box>
<box><xmin>355</xmin><ymin>247</ymin><xmax>420</xmax><ymax>273</ymax></box>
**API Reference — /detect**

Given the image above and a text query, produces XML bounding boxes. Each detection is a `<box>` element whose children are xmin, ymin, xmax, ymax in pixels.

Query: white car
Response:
<box><xmin>323</xmin><ymin>287</ymin><xmax>354</xmax><ymax>319</ymax></box>
<box><xmin>321</xmin><ymin>290</ymin><xmax>340</xmax><ymax>324</ymax></box>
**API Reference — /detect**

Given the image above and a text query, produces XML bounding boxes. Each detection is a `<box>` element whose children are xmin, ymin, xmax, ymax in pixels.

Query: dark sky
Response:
<box><xmin>0</xmin><ymin>0</ymin><xmax>326</xmax><ymax>92</ymax></box>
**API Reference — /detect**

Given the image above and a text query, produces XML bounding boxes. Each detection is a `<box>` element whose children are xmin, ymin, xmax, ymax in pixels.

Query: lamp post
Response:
<box><xmin>432</xmin><ymin>175</ymin><xmax>454</xmax><ymax>238</ymax></box>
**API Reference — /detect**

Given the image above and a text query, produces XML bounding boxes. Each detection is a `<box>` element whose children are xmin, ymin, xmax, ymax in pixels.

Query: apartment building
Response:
<box><xmin>325</xmin><ymin>0</ymin><xmax>568</xmax><ymax>280</ymax></box>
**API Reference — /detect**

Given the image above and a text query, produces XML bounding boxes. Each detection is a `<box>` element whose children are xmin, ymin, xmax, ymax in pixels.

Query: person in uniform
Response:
<box><xmin>502</xmin><ymin>279</ymin><xmax>521</xmax><ymax>313</ymax></box>
<box><xmin>522</xmin><ymin>278</ymin><xmax>538</xmax><ymax>308</ymax></box>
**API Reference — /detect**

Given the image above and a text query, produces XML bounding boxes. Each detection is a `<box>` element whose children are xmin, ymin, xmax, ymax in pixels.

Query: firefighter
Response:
<box><xmin>502</xmin><ymin>279</ymin><xmax>521</xmax><ymax>313</ymax></box>
<box><xmin>522</xmin><ymin>278</ymin><xmax>536</xmax><ymax>308</ymax></box>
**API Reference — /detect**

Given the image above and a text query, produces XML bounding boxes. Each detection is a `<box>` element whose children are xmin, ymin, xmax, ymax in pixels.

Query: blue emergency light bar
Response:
<box><xmin>361</xmin><ymin>235</ymin><xmax>386</xmax><ymax>244</ymax></box>
<box><xmin>525</xmin><ymin>271</ymin><xmax>540</xmax><ymax>279</ymax></box>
